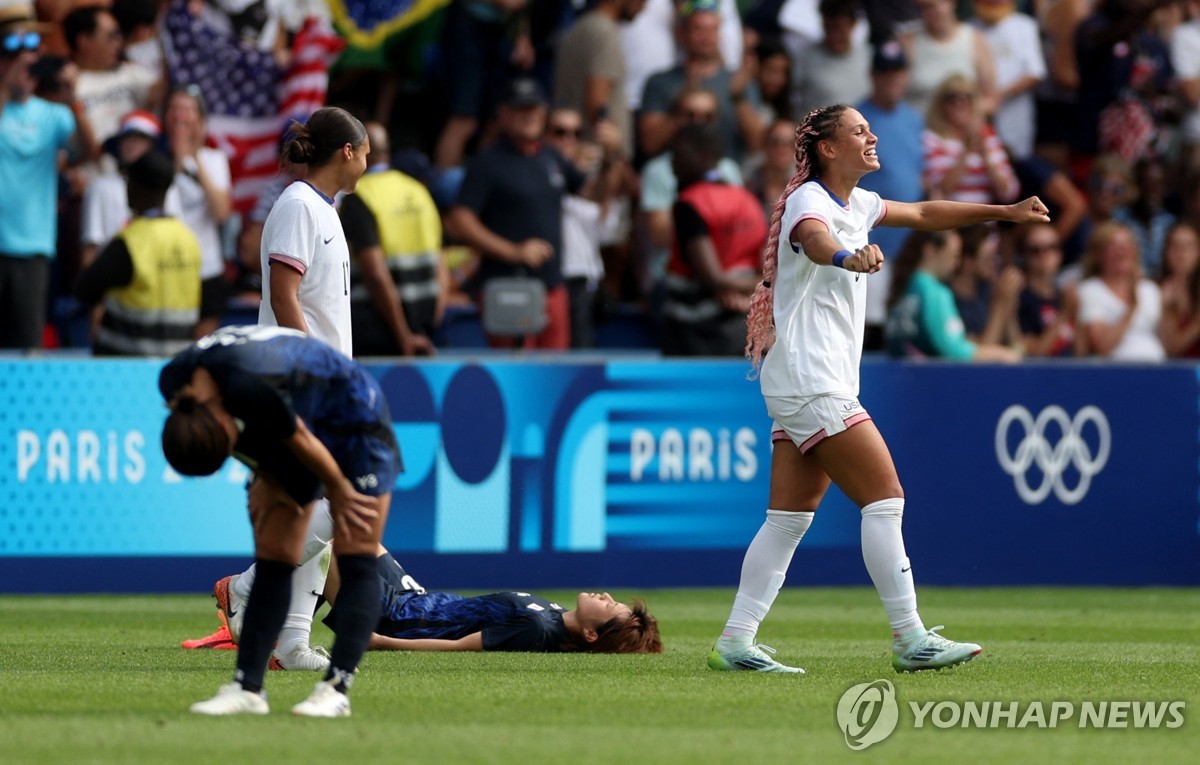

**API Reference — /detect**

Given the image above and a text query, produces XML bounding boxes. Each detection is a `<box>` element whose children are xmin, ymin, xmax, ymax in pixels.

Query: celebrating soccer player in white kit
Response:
<box><xmin>707</xmin><ymin>103</ymin><xmax>1050</xmax><ymax>674</ymax></box>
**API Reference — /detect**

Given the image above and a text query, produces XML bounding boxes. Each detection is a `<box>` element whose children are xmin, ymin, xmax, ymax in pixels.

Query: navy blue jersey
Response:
<box><xmin>159</xmin><ymin>325</ymin><xmax>401</xmax><ymax>501</ymax></box>
<box><xmin>377</xmin><ymin>590</ymin><xmax>570</xmax><ymax>653</ymax></box>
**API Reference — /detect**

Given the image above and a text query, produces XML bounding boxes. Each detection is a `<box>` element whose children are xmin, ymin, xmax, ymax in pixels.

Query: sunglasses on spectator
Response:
<box><xmin>2</xmin><ymin>31</ymin><xmax>41</xmax><ymax>55</ymax></box>
<box><xmin>549</xmin><ymin>125</ymin><xmax>581</xmax><ymax>138</ymax></box>
<box><xmin>682</xmin><ymin>110</ymin><xmax>716</xmax><ymax>123</ymax></box>
<box><xmin>942</xmin><ymin>91</ymin><xmax>973</xmax><ymax>104</ymax></box>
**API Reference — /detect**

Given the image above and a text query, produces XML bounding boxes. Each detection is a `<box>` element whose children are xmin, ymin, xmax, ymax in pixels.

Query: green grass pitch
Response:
<box><xmin>2</xmin><ymin>587</ymin><xmax>1197</xmax><ymax>765</ymax></box>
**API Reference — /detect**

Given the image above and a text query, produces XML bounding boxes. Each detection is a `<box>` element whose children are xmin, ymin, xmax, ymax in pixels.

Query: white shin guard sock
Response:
<box><xmin>277</xmin><ymin>543</ymin><xmax>333</xmax><ymax>655</ymax></box>
<box><xmin>235</xmin><ymin>500</ymin><xmax>336</xmax><ymax>648</ymax></box>
<box><xmin>860</xmin><ymin>498</ymin><xmax>923</xmax><ymax>636</ymax></box>
<box><xmin>722</xmin><ymin>509</ymin><xmax>814</xmax><ymax>639</ymax></box>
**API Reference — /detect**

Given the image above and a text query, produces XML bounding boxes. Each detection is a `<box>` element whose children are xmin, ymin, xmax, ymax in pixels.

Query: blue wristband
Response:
<box><xmin>832</xmin><ymin>249</ymin><xmax>852</xmax><ymax>269</ymax></box>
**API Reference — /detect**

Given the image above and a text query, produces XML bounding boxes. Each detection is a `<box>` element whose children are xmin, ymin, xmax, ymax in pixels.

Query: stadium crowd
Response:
<box><xmin>2</xmin><ymin>0</ymin><xmax>1199</xmax><ymax>362</ymax></box>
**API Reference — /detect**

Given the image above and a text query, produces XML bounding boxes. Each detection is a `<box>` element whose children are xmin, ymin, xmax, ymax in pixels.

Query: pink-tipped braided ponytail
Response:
<box><xmin>745</xmin><ymin>104</ymin><xmax>849</xmax><ymax>378</ymax></box>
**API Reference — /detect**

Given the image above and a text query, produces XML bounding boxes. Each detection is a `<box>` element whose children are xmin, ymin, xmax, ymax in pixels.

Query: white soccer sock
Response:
<box><xmin>277</xmin><ymin>501</ymin><xmax>334</xmax><ymax>654</ymax></box>
<box><xmin>231</xmin><ymin>500</ymin><xmax>335</xmax><ymax>602</ymax></box>
<box><xmin>721</xmin><ymin>509</ymin><xmax>814</xmax><ymax>639</ymax></box>
<box><xmin>276</xmin><ymin>544</ymin><xmax>332</xmax><ymax>655</ymax></box>
<box><xmin>860</xmin><ymin>498</ymin><xmax>923</xmax><ymax>637</ymax></box>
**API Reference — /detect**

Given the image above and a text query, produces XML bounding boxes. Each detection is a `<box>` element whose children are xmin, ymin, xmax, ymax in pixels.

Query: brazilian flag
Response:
<box><xmin>329</xmin><ymin>0</ymin><xmax>452</xmax><ymax>73</ymax></box>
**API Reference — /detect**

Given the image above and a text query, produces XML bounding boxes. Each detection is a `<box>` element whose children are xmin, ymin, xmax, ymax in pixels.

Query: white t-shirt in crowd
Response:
<box><xmin>175</xmin><ymin>146</ymin><xmax>232</xmax><ymax>280</ymax></box>
<box><xmin>975</xmin><ymin>11</ymin><xmax>1046</xmax><ymax>159</ymax></box>
<box><xmin>1076</xmin><ymin>277</ymin><xmax>1166</xmax><ymax>362</ymax></box>
<box><xmin>561</xmin><ymin>195</ymin><xmax>605</xmax><ymax>285</ymax></box>
<box><xmin>1172</xmin><ymin>20</ymin><xmax>1200</xmax><ymax>143</ymax></box>
<box><xmin>760</xmin><ymin>181</ymin><xmax>886</xmax><ymax>398</ymax></box>
<box><xmin>258</xmin><ymin>180</ymin><xmax>352</xmax><ymax>357</ymax></box>
<box><xmin>75</xmin><ymin>63</ymin><xmax>158</xmax><ymax>146</ymax></box>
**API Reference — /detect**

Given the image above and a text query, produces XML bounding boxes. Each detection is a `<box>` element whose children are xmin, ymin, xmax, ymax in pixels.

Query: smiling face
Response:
<box><xmin>822</xmin><ymin>107</ymin><xmax>879</xmax><ymax>175</ymax></box>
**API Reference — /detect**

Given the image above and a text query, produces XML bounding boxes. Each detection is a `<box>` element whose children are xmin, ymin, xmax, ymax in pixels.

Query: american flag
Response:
<box><xmin>161</xmin><ymin>1</ymin><xmax>344</xmax><ymax>215</ymax></box>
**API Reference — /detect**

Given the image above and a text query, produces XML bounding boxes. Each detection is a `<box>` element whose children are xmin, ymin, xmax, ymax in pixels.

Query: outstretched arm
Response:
<box><xmin>368</xmin><ymin>632</ymin><xmax>485</xmax><ymax>651</ymax></box>
<box><xmin>881</xmin><ymin>197</ymin><xmax>1050</xmax><ymax>231</ymax></box>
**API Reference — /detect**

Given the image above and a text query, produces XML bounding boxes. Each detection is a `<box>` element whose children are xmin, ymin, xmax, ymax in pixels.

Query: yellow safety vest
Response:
<box><xmin>97</xmin><ymin>216</ymin><xmax>202</xmax><ymax>356</ymax></box>
<box><xmin>350</xmin><ymin>170</ymin><xmax>442</xmax><ymax>311</ymax></box>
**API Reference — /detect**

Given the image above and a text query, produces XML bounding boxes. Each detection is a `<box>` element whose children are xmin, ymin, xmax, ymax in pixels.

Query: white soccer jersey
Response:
<box><xmin>258</xmin><ymin>181</ymin><xmax>352</xmax><ymax>357</ymax></box>
<box><xmin>759</xmin><ymin>181</ymin><xmax>886</xmax><ymax>398</ymax></box>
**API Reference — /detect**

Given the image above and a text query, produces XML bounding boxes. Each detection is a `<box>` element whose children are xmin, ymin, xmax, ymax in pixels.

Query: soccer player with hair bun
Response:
<box><xmin>708</xmin><ymin>103</ymin><xmax>1050</xmax><ymax>674</ymax></box>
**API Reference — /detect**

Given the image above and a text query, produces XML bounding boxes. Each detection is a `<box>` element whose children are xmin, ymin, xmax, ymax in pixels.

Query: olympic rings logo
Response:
<box><xmin>994</xmin><ymin>405</ymin><xmax>1111</xmax><ymax>505</ymax></box>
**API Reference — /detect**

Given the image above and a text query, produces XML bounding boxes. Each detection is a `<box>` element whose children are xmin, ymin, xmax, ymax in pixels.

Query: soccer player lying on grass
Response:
<box><xmin>185</xmin><ymin>547</ymin><xmax>663</xmax><ymax>655</ymax></box>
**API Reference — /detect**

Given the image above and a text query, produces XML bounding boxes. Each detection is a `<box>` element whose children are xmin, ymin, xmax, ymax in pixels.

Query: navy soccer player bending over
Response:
<box><xmin>324</xmin><ymin>549</ymin><xmax>663</xmax><ymax>654</ymax></box>
<box><xmin>160</xmin><ymin>325</ymin><xmax>402</xmax><ymax>718</ymax></box>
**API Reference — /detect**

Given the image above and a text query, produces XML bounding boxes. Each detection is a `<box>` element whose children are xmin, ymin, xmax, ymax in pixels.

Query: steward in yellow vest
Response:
<box><xmin>74</xmin><ymin>151</ymin><xmax>202</xmax><ymax>356</ymax></box>
<box><xmin>339</xmin><ymin>122</ymin><xmax>445</xmax><ymax>356</ymax></box>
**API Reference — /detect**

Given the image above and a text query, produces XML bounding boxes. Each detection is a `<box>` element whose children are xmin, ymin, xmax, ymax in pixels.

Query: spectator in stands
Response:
<box><xmin>1074</xmin><ymin>220</ymin><xmax>1166</xmax><ymax>361</ymax></box>
<box><xmin>922</xmin><ymin>74</ymin><xmax>1019</xmax><ymax>204</ymax></box>
<box><xmin>1072</xmin><ymin>0</ymin><xmax>1174</xmax><ymax>179</ymax></box>
<box><xmin>111</xmin><ymin>0</ymin><xmax>163</xmax><ymax>78</ymax></box>
<box><xmin>1064</xmin><ymin>153</ymin><xmax>1133</xmax><ymax>278</ymax></box>
<box><xmin>745</xmin><ymin>118</ymin><xmax>797</xmax><ymax>224</ymax></box>
<box><xmin>1157</xmin><ymin>220</ymin><xmax>1200</xmax><ymax>357</ymax></box>
<box><xmin>750</xmin><ymin>35</ymin><xmax>792</xmax><ymax>126</ymax></box>
<box><xmin>0</xmin><ymin>4</ymin><xmax>77</xmax><ymax>349</ymax></box>
<box><xmin>1173</xmin><ymin>0</ymin><xmax>1200</xmax><ymax>177</ymax></box>
<box><xmin>857</xmin><ymin>38</ymin><xmax>925</xmax><ymax>350</ymax></box>
<box><xmin>80</xmin><ymin>109</ymin><xmax>181</xmax><ymax>267</ymax></box>
<box><xmin>792</xmin><ymin>0</ymin><xmax>871</xmax><ymax>117</ymax></box>
<box><xmin>433</xmin><ymin>0</ymin><xmax>532</xmax><ymax>170</ymax></box>
<box><xmin>949</xmin><ymin>224</ymin><xmax>1023</xmax><ymax>346</ymax></box>
<box><xmin>165</xmin><ymin>84</ymin><xmax>232</xmax><ymax>338</ymax></box>
<box><xmin>553</xmin><ymin>0</ymin><xmax>645</xmax><ymax>158</ymax></box>
<box><xmin>638</xmin><ymin>86</ymin><xmax>742</xmax><ymax>300</ymax></box>
<box><xmin>72</xmin><ymin>150</ymin><xmax>201</xmax><ymax>355</ymax></box>
<box><xmin>885</xmin><ymin>229</ymin><xmax>1021</xmax><ymax>361</ymax></box>
<box><xmin>543</xmin><ymin>106</ymin><xmax>627</xmax><ymax>349</ymax></box>
<box><xmin>660</xmin><ymin>123</ymin><xmax>765</xmax><ymax>356</ymax></box>
<box><xmin>445</xmin><ymin>76</ymin><xmax>585</xmax><ymax>350</ymax></box>
<box><xmin>339</xmin><ymin>121</ymin><xmax>442</xmax><ymax>357</ymax></box>
<box><xmin>1010</xmin><ymin>150</ymin><xmax>1088</xmax><ymax>260</ymax></box>
<box><xmin>638</xmin><ymin>0</ymin><xmax>763</xmax><ymax>161</ymax></box>
<box><xmin>1033</xmin><ymin>0</ymin><xmax>1090</xmax><ymax>170</ymax></box>
<box><xmin>63</xmin><ymin>3</ymin><xmax>159</xmax><ymax>176</ymax></box>
<box><xmin>972</xmin><ymin>0</ymin><xmax>1045</xmax><ymax>160</ymax></box>
<box><xmin>1014</xmin><ymin>222</ymin><xmax>1076</xmax><ymax>357</ymax></box>
<box><xmin>620</xmin><ymin>0</ymin><xmax>744</xmax><ymax>115</ymax></box>
<box><xmin>1113</xmin><ymin>155</ymin><xmax>1175</xmax><ymax>279</ymax></box>
<box><xmin>902</xmin><ymin>0</ymin><xmax>997</xmax><ymax>116</ymax></box>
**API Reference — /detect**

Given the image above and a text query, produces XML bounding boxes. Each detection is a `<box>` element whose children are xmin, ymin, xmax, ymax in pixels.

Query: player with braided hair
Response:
<box><xmin>709</xmin><ymin>104</ymin><xmax>1050</xmax><ymax>674</ymax></box>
